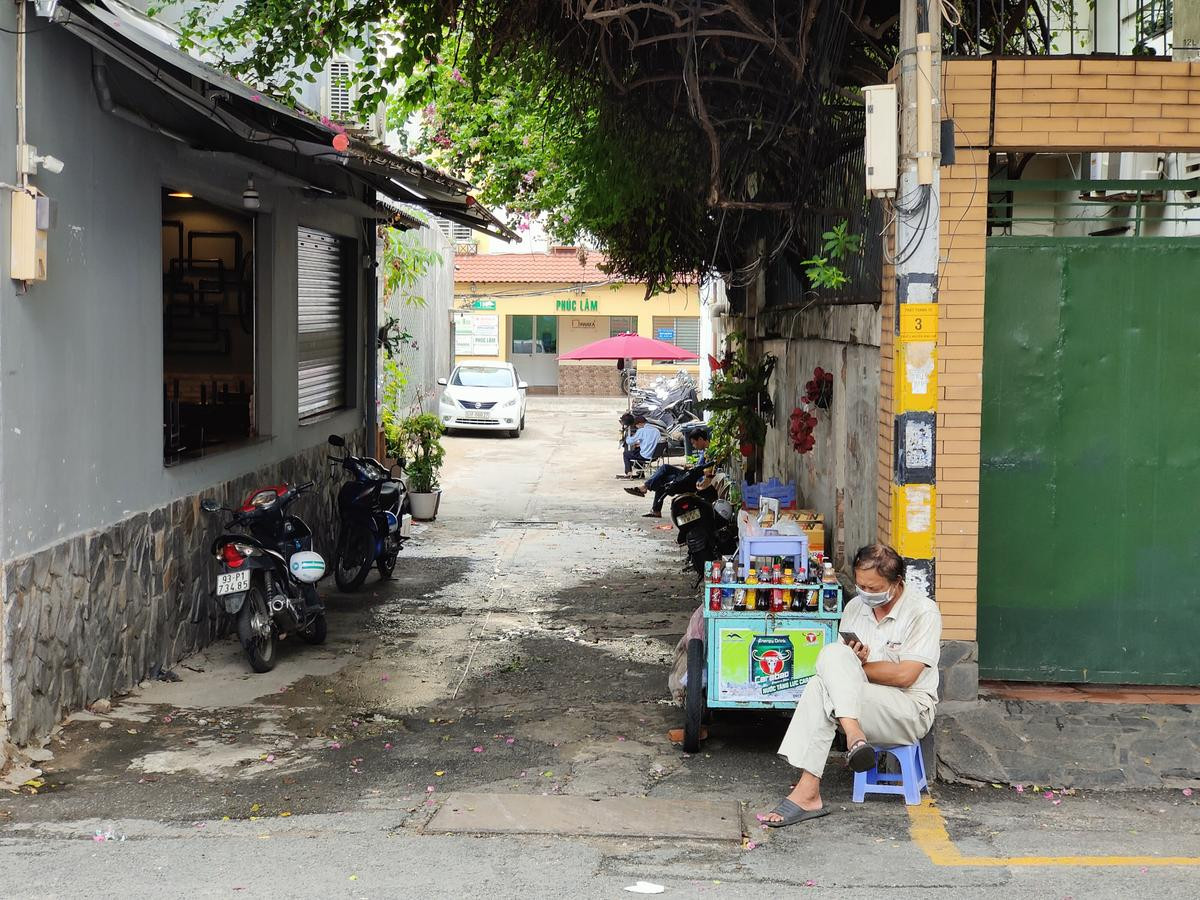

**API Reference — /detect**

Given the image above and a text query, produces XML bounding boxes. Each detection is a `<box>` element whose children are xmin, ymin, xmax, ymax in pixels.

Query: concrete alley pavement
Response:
<box><xmin>0</xmin><ymin>397</ymin><xmax>1197</xmax><ymax>898</ymax></box>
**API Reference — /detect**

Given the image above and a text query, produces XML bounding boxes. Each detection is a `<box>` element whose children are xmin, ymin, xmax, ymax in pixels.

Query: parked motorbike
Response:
<box><xmin>670</xmin><ymin>466</ymin><xmax>737</xmax><ymax>579</ymax></box>
<box><xmin>197</xmin><ymin>483</ymin><xmax>327</xmax><ymax>673</ymax></box>
<box><xmin>327</xmin><ymin>434</ymin><xmax>410</xmax><ymax>591</ymax></box>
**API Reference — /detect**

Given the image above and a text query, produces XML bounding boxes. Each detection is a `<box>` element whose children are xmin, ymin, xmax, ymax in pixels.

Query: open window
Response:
<box><xmin>162</xmin><ymin>189</ymin><xmax>256</xmax><ymax>465</ymax></box>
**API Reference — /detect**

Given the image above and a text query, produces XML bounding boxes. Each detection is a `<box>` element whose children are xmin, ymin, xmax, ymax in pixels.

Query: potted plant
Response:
<box><xmin>393</xmin><ymin>412</ymin><xmax>446</xmax><ymax>521</ymax></box>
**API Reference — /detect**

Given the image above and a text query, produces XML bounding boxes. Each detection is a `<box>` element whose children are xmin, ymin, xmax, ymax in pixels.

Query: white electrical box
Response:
<box><xmin>863</xmin><ymin>84</ymin><xmax>898</xmax><ymax>197</ymax></box>
<box><xmin>10</xmin><ymin>188</ymin><xmax>49</xmax><ymax>281</ymax></box>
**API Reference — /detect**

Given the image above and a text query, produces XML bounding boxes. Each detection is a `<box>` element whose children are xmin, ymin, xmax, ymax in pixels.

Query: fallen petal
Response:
<box><xmin>473</xmin><ymin>746</ymin><xmax>484</xmax><ymax>753</ymax></box>
<box><xmin>1184</xmin><ymin>788</ymin><xmax>1194</xmax><ymax>797</ymax></box>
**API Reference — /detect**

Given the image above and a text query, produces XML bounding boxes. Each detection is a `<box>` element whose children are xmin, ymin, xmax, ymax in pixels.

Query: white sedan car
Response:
<box><xmin>437</xmin><ymin>363</ymin><xmax>528</xmax><ymax>438</ymax></box>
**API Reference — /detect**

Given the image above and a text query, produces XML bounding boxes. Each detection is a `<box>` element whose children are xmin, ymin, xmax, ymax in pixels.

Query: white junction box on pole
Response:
<box><xmin>863</xmin><ymin>84</ymin><xmax>898</xmax><ymax>197</ymax></box>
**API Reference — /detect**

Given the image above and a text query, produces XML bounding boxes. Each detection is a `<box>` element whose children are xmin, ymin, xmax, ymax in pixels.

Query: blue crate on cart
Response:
<box><xmin>740</xmin><ymin>478</ymin><xmax>797</xmax><ymax>509</ymax></box>
<box><xmin>740</xmin><ymin>534</ymin><xmax>809</xmax><ymax>578</ymax></box>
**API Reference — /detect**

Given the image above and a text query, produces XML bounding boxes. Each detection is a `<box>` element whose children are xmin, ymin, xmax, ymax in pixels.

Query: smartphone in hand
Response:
<box><xmin>839</xmin><ymin>631</ymin><xmax>862</xmax><ymax>646</ymax></box>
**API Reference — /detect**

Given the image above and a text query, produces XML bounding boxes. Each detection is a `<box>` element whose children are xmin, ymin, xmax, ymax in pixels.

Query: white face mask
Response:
<box><xmin>856</xmin><ymin>585</ymin><xmax>895</xmax><ymax>608</ymax></box>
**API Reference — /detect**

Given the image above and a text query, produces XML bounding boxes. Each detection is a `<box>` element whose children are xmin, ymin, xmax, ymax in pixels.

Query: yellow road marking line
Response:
<box><xmin>908</xmin><ymin>796</ymin><xmax>1200</xmax><ymax>867</ymax></box>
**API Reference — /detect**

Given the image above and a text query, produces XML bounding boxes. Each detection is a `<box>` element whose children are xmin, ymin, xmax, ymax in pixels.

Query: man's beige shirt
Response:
<box><xmin>839</xmin><ymin>586</ymin><xmax>942</xmax><ymax>709</ymax></box>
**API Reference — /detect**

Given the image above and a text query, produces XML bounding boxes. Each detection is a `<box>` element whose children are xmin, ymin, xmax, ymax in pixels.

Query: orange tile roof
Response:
<box><xmin>453</xmin><ymin>249</ymin><xmax>621</xmax><ymax>284</ymax></box>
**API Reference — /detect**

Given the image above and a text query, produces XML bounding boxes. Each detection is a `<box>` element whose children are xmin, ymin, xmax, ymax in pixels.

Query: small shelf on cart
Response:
<box><xmin>702</xmin><ymin>608</ymin><xmax>843</xmax><ymax>620</ymax></box>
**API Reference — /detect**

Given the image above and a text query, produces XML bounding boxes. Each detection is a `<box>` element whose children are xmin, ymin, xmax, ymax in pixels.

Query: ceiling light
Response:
<box><xmin>243</xmin><ymin>175</ymin><xmax>260</xmax><ymax>211</ymax></box>
<box><xmin>167</xmin><ymin>190</ymin><xmax>193</xmax><ymax>199</ymax></box>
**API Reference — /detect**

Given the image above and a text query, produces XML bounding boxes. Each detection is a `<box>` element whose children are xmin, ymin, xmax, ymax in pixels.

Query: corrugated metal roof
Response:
<box><xmin>454</xmin><ymin>250</ymin><xmax>619</xmax><ymax>284</ymax></box>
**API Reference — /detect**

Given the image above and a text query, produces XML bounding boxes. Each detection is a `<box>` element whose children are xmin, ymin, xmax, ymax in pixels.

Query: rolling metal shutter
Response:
<box><xmin>297</xmin><ymin>227</ymin><xmax>347</xmax><ymax>419</ymax></box>
<box><xmin>652</xmin><ymin>316</ymin><xmax>700</xmax><ymax>353</ymax></box>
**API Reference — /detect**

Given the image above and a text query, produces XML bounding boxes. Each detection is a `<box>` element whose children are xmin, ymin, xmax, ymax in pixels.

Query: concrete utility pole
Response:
<box><xmin>1174</xmin><ymin>0</ymin><xmax>1200</xmax><ymax>61</ymax></box>
<box><xmin>890</xmin><ymin>0</ymin><xmax>941</xmax><ymax>599</ymax></box>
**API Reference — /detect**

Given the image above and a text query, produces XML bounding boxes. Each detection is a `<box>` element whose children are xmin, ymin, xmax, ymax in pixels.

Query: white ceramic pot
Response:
<box><xmin>409</xmin><ymin>490</ymin><xmax>442</xmax><ymax>521</ymax></box>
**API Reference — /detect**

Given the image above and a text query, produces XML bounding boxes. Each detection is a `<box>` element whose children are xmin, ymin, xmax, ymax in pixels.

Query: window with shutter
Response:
<box><xmin>651</xmin><ymin>316</ymin><xmax>699</xmax><ymax>363</ymax></box>
<box><xmin>609</xmin><ymin>316</ymin><xmax>637</xmax><ymax>336</ymax></box>
<box><xmin>297</xmin><ymin>227</ymin><xmax>349</xmax><ymax>420</ymax></box>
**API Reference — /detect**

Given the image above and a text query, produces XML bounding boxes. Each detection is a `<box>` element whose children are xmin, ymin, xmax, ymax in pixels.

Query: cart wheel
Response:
<box><xmin>684</xmin><ymin>638</ymin><xmax>705</xmax><ymax>753</ymax></box>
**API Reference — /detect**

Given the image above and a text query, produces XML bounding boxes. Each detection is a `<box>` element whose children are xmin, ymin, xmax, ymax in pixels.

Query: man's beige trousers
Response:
<box><xmin>777</xmin><ymin>643</ymin><xmax>935</xmax><ymax>776</ymax></box>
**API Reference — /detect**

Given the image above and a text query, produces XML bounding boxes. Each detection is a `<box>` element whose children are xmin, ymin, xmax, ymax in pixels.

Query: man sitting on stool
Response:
<box><xmin>620</xmin><ymin>415</ymin><xmax>661</xmax><ymax>478</ymax></box>
<box><xmin>624</xmin><ymin>427</ymin><xmax>711</xmax><ymax>517</ymax></box>
<box><xmin>762</xmin><ymin>542</ymin><xmax>941</xmax><ymax>828</ymax></box>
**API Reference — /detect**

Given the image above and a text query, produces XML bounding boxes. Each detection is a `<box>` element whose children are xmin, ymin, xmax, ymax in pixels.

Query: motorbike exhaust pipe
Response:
<box><xmin>269</xmin><ymin>596</ymin><xmax>301</xmax><ymax>630</ymax></box>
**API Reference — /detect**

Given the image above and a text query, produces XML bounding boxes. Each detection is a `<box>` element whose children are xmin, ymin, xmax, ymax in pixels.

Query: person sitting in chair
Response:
<box><xmin>619</xmin><ymin>415</ymin><xmax>661</xmax><ymax>478</ymax></box>
<box><xmin>624</xmin><ymin>427</ymin><xmax>711</xmax><ymax>516</ymax></box>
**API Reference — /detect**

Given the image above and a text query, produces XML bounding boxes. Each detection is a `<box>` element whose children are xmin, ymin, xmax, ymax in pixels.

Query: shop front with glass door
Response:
<box><xmin>509</xmin><ymin>314</ymin><xmax>559</xmax><ymax>389</ymax></box>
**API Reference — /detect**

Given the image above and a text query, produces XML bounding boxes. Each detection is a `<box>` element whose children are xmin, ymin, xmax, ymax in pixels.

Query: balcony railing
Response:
<box><xmin>947</xmin><ymin>0</ymin><xmax>1173</xmax><ymax>59</ymax></box>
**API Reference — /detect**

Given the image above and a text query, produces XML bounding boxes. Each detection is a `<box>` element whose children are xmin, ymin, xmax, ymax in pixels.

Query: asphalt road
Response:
<box><xmin>1</xmin><ymin>397</ymin><xmax>1197</xmax><ymax>898</ymax></box>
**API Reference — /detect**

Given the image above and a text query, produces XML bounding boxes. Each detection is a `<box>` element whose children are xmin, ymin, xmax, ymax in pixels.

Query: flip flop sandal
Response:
<box><xmin>641</xmin><ymin>511</ymin><xmax>662</xmax><ymax>518</ymax></box>
<box><xmin>764</xmin><ymin>798</ymin><xmax>830</xmax><ymax>828</ymax></box>
<box><xmin>624</xmin><ymin>487</ymin><xmax>648</xmax><ymax>497</ymax></box>
<box><xmin>847</xmin><ymin>739</ymin><xmax>877</xmax><ymax>773</ymax></box>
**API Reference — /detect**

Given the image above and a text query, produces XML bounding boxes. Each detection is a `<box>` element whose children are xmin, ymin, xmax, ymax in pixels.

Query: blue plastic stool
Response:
<box><xmin>851</xmin><ymin>743</ymin><xmax>928</xmax><ymax>805</ymax></box>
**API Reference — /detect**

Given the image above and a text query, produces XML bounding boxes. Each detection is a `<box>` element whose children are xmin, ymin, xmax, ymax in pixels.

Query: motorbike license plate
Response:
<box><xmin>677</xmin><ymin>509</ymin><xmax>702</xmax><ymax>525</ymax></box>
<box><xmin>216</xmin><ymin>570</ymin><xmax>251</xmax><ymax>595</ymax></box>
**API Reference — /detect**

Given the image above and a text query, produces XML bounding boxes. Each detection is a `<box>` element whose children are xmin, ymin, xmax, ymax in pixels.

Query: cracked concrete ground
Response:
<box><xmin>1</xmin><ymin>397</ymin><xmax>1197</xmax><ymax>898</ymax></box>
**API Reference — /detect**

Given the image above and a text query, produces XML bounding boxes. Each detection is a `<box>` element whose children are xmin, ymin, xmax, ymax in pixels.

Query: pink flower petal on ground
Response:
<box><xmin>617</xmin><ymin>736</ymin><xmax>627</xmax><ymax>742</ymax></box>
<box><xmin>1184</xmin><ymin>788</ymin><xmax>1194</xmax><ymax>797</ymax></box>
<box><xmin>265</xmin><ymin>754</ymin><xmax>275</xmax><ymax>763</ymax></box>
<box><xmin>473</xmin><ymin>746</ymin><xmax>484</xmax><ymax>753</ymax></box>
<box><xmin>1014</xmin><ymin>785</ymin><xmax>1025</xmax><ymax>793</ymax></box>
<box><xmin>805</xmin><ymin>880</ymin><xmax>816</xmax><ymax>887</ymax></box>
<box><xmin>329</xmin><ymin>742</ymin><xmax>341</xmax><ymax>750</ymax></box>
<box><xmin>1044</xmin><ymin>791</ymin><xmax>1055</xmax><ymax>799</ymax></box>
<box><xmin>1140</xmin><ymin>867</ymin><xmax>1148</xmax><ymax>874</ymax></box>
<box><xmin>744</xmin><ymin>841</ymin><xmax>757</xmax><ymax>850</ymax></box>
<box><xmin>755</xmin><ymin>814</ymin><xmax>767</xmax><ymax>822</ymax></box>
<box><xmin>384</xmin><ymin>743</ymin><xmax>393</xmax><ymax>750</ymax></box>
<box><xmin>1052</xmin><ymin>799</ymin><xmax>1062</xmax><ymax>806</ymax></box>
<box><xmin>380</xmin><ymin>675</ymin><xmax>390</xmax><ymax>682</ymax></box>
<box><xmin>426</xmin><ymin>786</ymin><xmax>435</xmax><ymax>793</ymax></box>
<box><xmin>162</xmin><ymin>716</ymin><xmax>172</xmax><ymax>723</ymax></box>
<box><xmin>505</xmin><ymin>737</ymin><xmax>515</xmax><ymax>745</ymax></box>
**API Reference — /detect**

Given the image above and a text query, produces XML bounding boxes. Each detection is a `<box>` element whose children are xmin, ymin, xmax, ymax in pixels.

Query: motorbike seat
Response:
<box><xmin>379</xmin><ymin>482</ymin><xmax>401</xmax><ymax>507</ymax></box>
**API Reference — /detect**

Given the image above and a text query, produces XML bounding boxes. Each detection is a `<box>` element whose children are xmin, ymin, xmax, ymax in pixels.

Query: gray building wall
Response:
<box><xmin>0</xmin><ymin>26</ymin><xmax>374</xmax><ymax>745</ymax></box>
<box><xmin>757</xmin><ymin>305</ymin><xmax>881</xmax><ymax>572</ymax></box>
<box><xmin>382</xmin><ymin>224</ymin><xmax>454</xmax><ymax>413</ymax></box>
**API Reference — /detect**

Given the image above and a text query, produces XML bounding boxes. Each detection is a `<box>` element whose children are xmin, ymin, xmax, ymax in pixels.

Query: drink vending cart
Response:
<box><xmin>682</xmin><ymin>534</ymin><xmax>845</xmax><ymax>753</ymax></box>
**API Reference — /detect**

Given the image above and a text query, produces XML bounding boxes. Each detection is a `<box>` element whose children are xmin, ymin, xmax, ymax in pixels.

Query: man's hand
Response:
<box><xmin>846</xmin><ymin>640</ymin><xmax>870</xmax><ymax>664</ymax></box>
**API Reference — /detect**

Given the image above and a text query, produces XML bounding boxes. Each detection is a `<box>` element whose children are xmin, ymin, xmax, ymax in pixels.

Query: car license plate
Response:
<box><xmin>461</xmin><ymin>411</ymin><xmax>493</xmax><ymax>421</ymax></box>
<box><xmin>216</xmin><ymin>570</ymin><xmax>250</xmax><ymax>595</ymax></box>
<box><xmin>678</xmin><ymin>509</ymin><xmax>701</xmax><ymax>525</ymax></box>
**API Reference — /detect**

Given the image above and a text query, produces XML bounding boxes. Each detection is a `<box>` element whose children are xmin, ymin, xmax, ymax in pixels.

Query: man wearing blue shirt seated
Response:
<box><xmin>624</xmin><ymin>427</ymin><xmax>711</xmax><ymax>516</ymax></box>
<box><xmin>620</xmin><ymin>415</ymin><xmax>661</xmax><ymax>478</ymax></box>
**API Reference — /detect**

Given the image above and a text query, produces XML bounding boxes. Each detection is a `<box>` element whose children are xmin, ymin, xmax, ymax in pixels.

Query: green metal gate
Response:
<box><xmin>979</xmin><ymin>237</ymin><xmax>1200</xmax><ymax>684</ymax></box>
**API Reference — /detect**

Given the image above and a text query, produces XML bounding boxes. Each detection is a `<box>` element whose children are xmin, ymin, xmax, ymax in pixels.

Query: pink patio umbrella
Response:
<box><xmin>558</xmin><ymin>332</ymin><xmax>698</xmax><ymax>361</ymax></box>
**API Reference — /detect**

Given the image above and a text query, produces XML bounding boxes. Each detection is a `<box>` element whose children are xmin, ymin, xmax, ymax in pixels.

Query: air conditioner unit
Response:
<box><xmin>1180</xmin><ymin>153</ymin><xmax>1200</xmax><ymax>204</ymax></box>
<box><xmin>1118</xmin><ymin>152</ymin><xmax>1162</xmax><ymax>181</ymax></box>
<box><xmin>1081</xmin><ymin>151</ymin><xmax>1116</xmax><ymax>199</ymax></box>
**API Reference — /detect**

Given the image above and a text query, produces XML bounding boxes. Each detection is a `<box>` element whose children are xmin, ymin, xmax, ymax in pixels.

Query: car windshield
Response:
<box><xmin>452</xmin><ymin>367</ymin><xmax>513</xmax><ymax>388</ymax></box>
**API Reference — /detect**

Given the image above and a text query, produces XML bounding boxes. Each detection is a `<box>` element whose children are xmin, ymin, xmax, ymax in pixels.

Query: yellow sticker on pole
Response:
<box><xmin>899</xmin><ymin>303</ymin><xmax>938</xmax><ymax>341</ymax></box>
<box><xmin>891</xmin><ymin>483</ymin><xmax>936</xmax><ymax>560</ymax></box>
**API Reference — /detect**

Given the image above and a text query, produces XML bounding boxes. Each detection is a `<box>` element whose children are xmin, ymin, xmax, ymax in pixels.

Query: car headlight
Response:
<box><xmin>501</xmin><ymin>398</ymin><xmax>517</xmax><ymax>408</ymax></box>
<box><xmin>440</xmin><ymin>395</ymin><xmax>459</xmax><ymax>408</ymax></box>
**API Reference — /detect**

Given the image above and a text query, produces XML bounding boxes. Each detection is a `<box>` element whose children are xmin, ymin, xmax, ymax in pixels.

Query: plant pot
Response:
<box><xmin>408</xmin><ymin>490</ymin><xmax>442</xmax><ymax>521</ymax></box>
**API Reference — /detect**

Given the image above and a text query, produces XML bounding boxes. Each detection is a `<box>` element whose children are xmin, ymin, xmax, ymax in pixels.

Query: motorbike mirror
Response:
<box><xmin>200</xmin><ymin>498</ymin><xmax>221</xmax><ymax>513</ymax></box>
<box><xmin>327</xmin><ymin>434</ymin><xmax>346</xmax><ymax>448</ymax></box>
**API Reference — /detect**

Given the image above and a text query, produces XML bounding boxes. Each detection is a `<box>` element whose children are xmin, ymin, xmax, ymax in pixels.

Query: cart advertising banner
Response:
<box><xmin>713</xmin><ymin>624</ymin><xmax>825</xmax><ymax>703</ymax></box>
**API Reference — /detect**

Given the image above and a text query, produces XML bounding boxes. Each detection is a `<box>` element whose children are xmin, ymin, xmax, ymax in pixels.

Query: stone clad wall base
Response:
<box><xmin>558</xmin><ymin>364</ymin><xmax>623</xmax><ymax>396</ymax></box>
<box><xmin>1</xmin><ymin>432</ymin><xmax>362</xmax><ymax>746</ymax></box>
<box><xmin>938</xmin><ymin>639</ymin><xmax>979</xmax><ymax>702</ymax></box>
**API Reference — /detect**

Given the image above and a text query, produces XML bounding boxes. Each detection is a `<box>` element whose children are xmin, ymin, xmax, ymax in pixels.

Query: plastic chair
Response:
<box><xmin>851</xmin><ymin>743</ymin><xmax>928</xmax><ymax>806</ymax></box>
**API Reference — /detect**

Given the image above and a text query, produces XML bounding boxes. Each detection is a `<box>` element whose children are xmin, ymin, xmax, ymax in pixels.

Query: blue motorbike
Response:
<box><xmin>327</xmin><ymin>435</ymin><xmax>410</xmax><ymax>591</ymax></box>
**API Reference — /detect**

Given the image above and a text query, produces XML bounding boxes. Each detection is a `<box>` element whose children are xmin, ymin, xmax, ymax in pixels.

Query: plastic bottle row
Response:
<box><xmin>704</xmin><ymin>557</ymin><xmax>842</xmax><ymax>614</ymax></box>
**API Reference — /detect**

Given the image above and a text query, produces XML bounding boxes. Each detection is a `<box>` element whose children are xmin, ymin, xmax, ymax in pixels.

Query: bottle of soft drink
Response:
<box><xmin>709</xmin><ymin>559</ymin><xmax>723</xmax><ymax>611</ymax></box>
<box><xmin>745</xmin><ymin>568</ymin><xmax>758</xmax><ymax>611</ymax></box>
<box><xmin>733</xmin><ymin>562</ymin><xmax>747</xmax><ymax>611</ymax></box>
<box><xmin>724</xmin><ymin>560</ymin><xmax>737</xmax><ymax>610</ymax></box>
<box><xmin>784</xmin><ymin>568</ymin><xmax>799</xmax><ymax>611</ymax></box>
<box><xmin>771</xmin><ymin>563</ymin><xmax>784</xmax><ymax>612</ymax></box>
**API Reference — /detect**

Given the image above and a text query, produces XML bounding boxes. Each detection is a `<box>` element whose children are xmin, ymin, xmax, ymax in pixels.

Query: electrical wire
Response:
<box><xmin>0</xmin><ymin>21</ymin><xmax>56</xmax><ymax>35</ymax></box>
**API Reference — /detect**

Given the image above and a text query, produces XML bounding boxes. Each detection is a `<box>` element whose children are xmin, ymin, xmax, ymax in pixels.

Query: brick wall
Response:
<box><xmin>558</xmin><ymin>363</ymin><xmax>623</xmax><ymax>396</ymax></box>
<box><xmin>906</xmin><ymin>58</ymin><xmax>1200</xmax><ymax>642</ymax></box>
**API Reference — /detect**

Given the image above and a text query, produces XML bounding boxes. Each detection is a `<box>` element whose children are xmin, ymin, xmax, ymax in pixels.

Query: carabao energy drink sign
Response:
<box><xmin>750</xmin><ymin>635</ymin><xmax>795</xmax><ymax>690</ymax></box>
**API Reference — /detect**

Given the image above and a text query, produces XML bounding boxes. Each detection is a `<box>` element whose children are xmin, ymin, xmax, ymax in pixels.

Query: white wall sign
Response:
<box><xmin>454</xmin><ymin>312</ymin><xmax>499</xmax><ymax>356</ymax></box>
